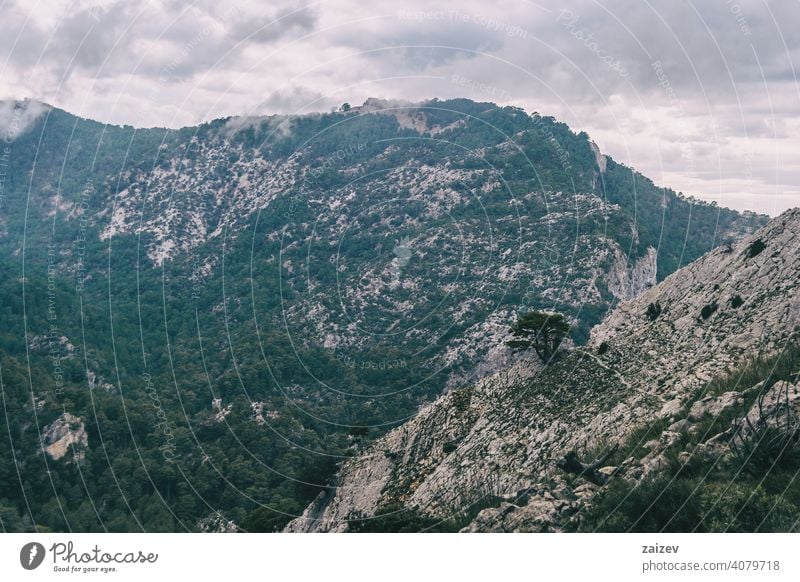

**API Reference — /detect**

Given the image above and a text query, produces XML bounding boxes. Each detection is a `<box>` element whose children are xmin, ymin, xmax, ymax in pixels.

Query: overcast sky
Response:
<box><xmin>1</xmin><ymin>0</ymin><xmax>798</xmax><ymax>215</ymax></box>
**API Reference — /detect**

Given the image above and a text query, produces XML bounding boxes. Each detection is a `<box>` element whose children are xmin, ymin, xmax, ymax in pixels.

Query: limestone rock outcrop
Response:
<box><xmin>286</xmin><ymin>208</ymin><xmax>800</xmax><ymax>532</ymax></box>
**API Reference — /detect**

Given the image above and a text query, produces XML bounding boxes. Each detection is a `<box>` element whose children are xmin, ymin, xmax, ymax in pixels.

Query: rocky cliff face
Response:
<box><xmin>42</xmin><ymin>413</ymin><xmax>88</xmax><ymax>462</ymax></box>
<box><xmin>605</xmin><ymin>245</ymin><xmax>657</xmax><ymax>300</ymax></box>
<box><xmin>286</xmin><ymin>208</ymin><xmax>800</xmax><ymax>532</ymax></box>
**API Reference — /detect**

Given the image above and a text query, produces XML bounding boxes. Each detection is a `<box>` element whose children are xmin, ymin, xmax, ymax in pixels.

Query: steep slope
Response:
<box><xmin>287</xmin><ymin>208</ymin><xmax>800</xmax><ymax>532</ymax></box>
<box><xmin>0</xmin><ymin>97</ymin><xmax>767</xmax><ymax>532</ymax></box>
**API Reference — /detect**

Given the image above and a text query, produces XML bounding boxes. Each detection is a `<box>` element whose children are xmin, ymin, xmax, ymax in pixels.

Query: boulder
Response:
<box><xmin>688</xmin><ymin>391</ymin><xmax>743</xmax><ymax>421</ymax></box>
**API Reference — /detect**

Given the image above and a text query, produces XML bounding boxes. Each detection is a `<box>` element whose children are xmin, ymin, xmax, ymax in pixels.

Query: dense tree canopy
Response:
<box><xmin>506</xmin><ymin>311</ymin><xmax>571</xmax><ymax>362</ymax></box>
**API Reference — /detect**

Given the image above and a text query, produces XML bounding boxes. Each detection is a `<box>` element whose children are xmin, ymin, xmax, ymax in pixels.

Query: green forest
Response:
<box><xmin>0</xmin><ymin>98</ymin><xmax>765</xmax><ymax>531</ymax></box>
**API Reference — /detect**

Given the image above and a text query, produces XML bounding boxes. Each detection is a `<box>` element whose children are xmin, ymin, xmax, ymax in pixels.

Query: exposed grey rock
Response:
<box><xmin>197</xmin><ymin>512</ymin><xmax>238</xmax><ymax>533</ymax></box>
<box><xmin>590</xmin><ymin>140</ymin><xmax>607</xmax><ymax>173</ymax></box>
<box><xmin>597</xmin><ymin>466</ymin><xmax>618</xmax><ymax>478</ymax></box>
<box><xmin>463</xmin><ymin>496</ymin><xmax>567</xmax><ymax>533</ymax></box>
<box><xmin>606</xmin><ymin>245</ymin><xmax>658</xmax><ymax>301</ymax></box>
<box><xmin>658</xmin><ymin>397</ymin><xmax>685</xmax><ymax>420</ymax></box>
<box><xmin>668</xmin><ymin>419</ymin><xmax>691</xmax><ymax>432</ymax></box>
<box><xmin>742</xmin><ymin>381</ymin><xmax>800</xmax><ymax>431</ymax></box>
<box><xmin>640</xmin><ymin>452</ymin><xmax>670</xmax><ymax>479</ymax></box>
<box><xmin>688</xmin><ymin>391</ymin><xmax>743</xmax><ymax>421</ymax></box>
<box><xmin>42</xmin><ymin>413</ymin><xmax>87</xmax><ymax>462</ymax></box>
<box><xmin>211</xmin><ymin>398</ymin><xmax>232</xmax><ymax>423</ymax></box>
<box><xmin>286</xmin><ymin>208</ymin><xmax>800</xmax><ymax>532</ymax></box>
<box><xmin>694</xmin><ymin>431</ymin><xmax>735</xmax><ymax>460</ymax></box>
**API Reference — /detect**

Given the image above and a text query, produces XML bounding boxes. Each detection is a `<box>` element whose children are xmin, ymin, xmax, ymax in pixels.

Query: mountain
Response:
<box><xmin>0</xmin><ymin>97</ymin><xmax>766</xmax><ymax>532</ymax></box>
<box><xmin>286</xmin><ymin>208</ymin><xmax>800</xmax><ymax>532</ymax></box>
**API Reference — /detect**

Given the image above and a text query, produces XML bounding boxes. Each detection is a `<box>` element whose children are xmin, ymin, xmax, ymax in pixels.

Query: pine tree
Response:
<box><xmin>506</xmin><ymin>311</ymin><xmax>570</xmax><ymax>362</ymax></box>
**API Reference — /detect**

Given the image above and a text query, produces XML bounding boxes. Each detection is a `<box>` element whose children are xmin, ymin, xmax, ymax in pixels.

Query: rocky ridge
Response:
<box><xmin>2</xmin><ymin>98</ymin><xmax>763</xmax><ymax>392</ymax></box>
<box><xmin>286</xmin><ymin>208</ymin><xmax>800</xmax><ymax>532</ymax></box>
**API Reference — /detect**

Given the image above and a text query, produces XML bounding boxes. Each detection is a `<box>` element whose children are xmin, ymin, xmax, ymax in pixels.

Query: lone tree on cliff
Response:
<box><xmin>506</xmin><ymin>311</ymin><xmax>570</xmax><ymax>362</ymax></box>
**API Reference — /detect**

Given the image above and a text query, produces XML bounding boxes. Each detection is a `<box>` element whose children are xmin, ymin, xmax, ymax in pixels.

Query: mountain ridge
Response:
<box><xmin>0</xmin><ymin>96</ymin><xmax>777</xmax><ymax>220</ymax></box>
<box><xmin>0</xmin><ymin>96</ymin><xmax>771</xmax><ymax>532</ymax></box>
<box><xmin>286</xmin><ymin>207</ymin><xmax>800</xmax><ymax>532</ymax></box>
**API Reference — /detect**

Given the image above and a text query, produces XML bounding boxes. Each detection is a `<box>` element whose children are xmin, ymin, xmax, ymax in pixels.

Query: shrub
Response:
<box><xmin>450</xmin><ymin>387</ymin><xmax>473</xmax><ymax>413</ymax></box>
<box><xmin>700</xmin><ymin>301</ymin><xmax>718</xmax><ymax>320</ymax></box>
<box><xmin>578</xmin><ymin>476</ymin><xmax>703</xmax><ymax>532</ymax></box>
<box><xmin>578</xmin><ymin>471</ymin><xmax>800</xmax><ymax>532</ymax></box>
<box><xmin>701</xmin><ymin>483</ymin><xmax>797</xmax><ymax>533</ymax></box>
<box><xmin>347</xmin><ymin>504</ymin><xmax>455</xmax><ymax>532</ymax></box>
<box><xmin>349</xmin><ymin>426</ymin><xmax>369</xmax><ymax>437</ymax></box>
<box><xmin>733</xmin><ymin>425</ymin><xmax>800</xmax><ymax>474</ymax></box>
<box><xmin>241</xmin><ymin>506</ymin><xmax>299</xmax><ymax>532</ymax></box>
<box><xmin>730</xmin><ymin>295</ymin><xmax>744</xmax><ymax>309</ymax></box>
<box><xmin>506</xmin><ymin>311</ymin><xmax>571</xmax><ymax>363</ymax></box>
<box><xmin>746</xmin><ymin>239</ymin><xmax>767</xmax><ymax>258</ymax></box>
<box><xmin>646</xmin><ymin>301</ymin><xmax>662</xmax><ymax>321</ymax></box>
<box><xmin>571</xmin><ymin>343</ymin><xmax>800</xmax><ymax>533</ymax></box>
<box><xmin>598</xmin><ymin>342</ymin><xmax>610</xmax><ymax>355</ymax></box>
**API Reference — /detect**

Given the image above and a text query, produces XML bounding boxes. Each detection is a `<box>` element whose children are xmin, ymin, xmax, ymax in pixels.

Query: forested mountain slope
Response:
<box><xmin>287</xmin><ymin>209</ymin><xmax>800</xmax><ymax>533</ymax></box>
<box><xmin>0</xmin><ymin>97</ymin><xmax>765</xmax><ymax>532</ymax></box>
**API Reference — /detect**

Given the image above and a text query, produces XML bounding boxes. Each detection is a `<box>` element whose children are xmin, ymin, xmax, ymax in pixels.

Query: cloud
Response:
<box><xmin>228</xmin><ymin>5</ymin><xmax>317</xmax><ymax>45</ymax></box>
<box><xmin>0</xmin><ymin>0</ymin><xmax>797</xmax><ymax>215</ymax></box>
<box><xmin>0</xmin><ymin>99</ymin><xmax>49</xmax><ymax>140</ymax></box>
<box><xmin>252</xmin><ymin>86</ymin><xmax>331</xmax><ymax>115</ymax></box>
<box><xmin>48</xmin><ymin>4</ymin><xmax>133</xmax><ymax>72</ymax></box>
<box><xmin>222</xmin><ymin>113</ymin><xmax>296</xmax><ymax>143</ymax></box>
